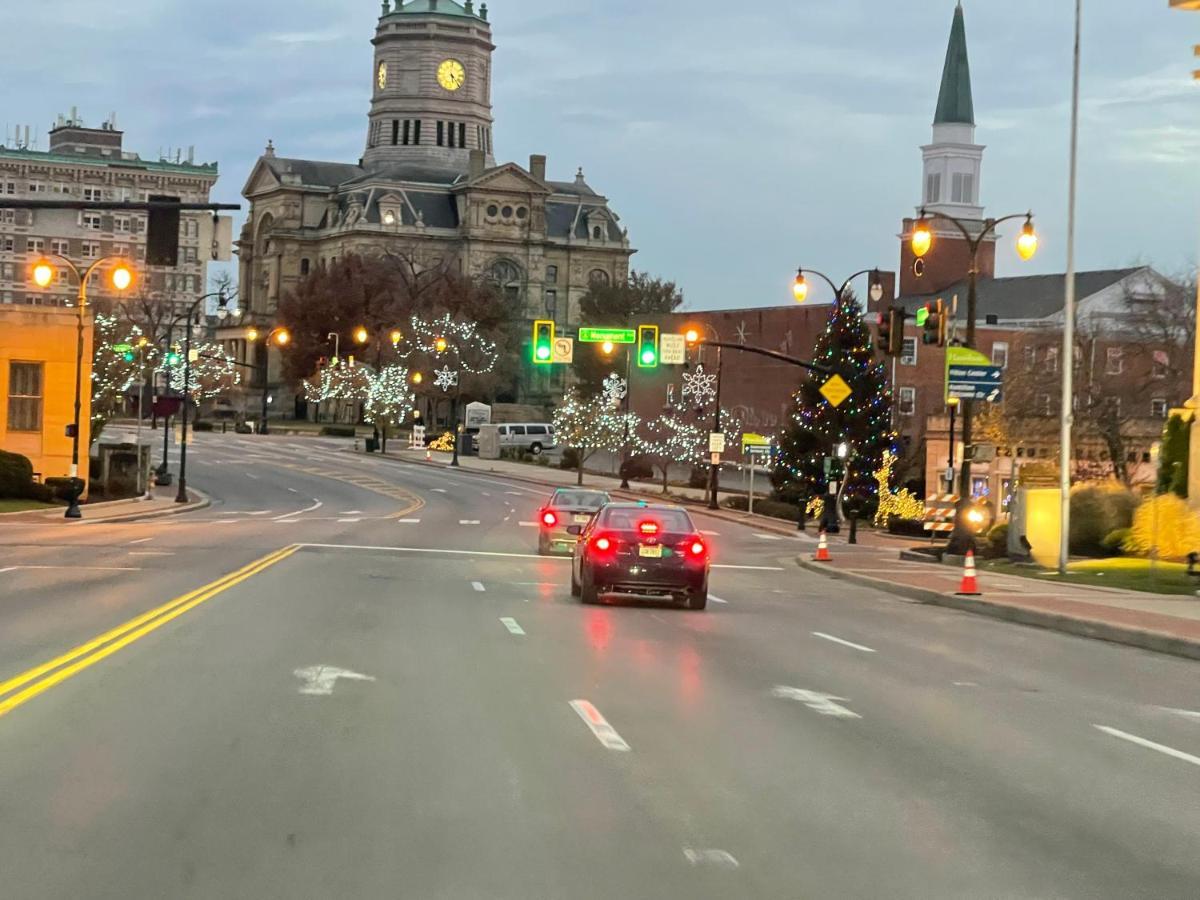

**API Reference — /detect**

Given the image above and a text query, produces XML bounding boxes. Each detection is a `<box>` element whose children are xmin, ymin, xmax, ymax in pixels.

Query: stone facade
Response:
<box><xmin>0</xmin><ymin>114</ymin><xmax>217</xmax><ymax>316</ymax></box>
<box><xmin>232</xmin><ymin>0</ymin><xmax>635</xmax><ymax>416</ymax></box>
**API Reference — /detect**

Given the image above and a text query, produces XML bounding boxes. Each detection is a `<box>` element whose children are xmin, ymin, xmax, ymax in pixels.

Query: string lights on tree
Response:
<box><xmin>873</xmin><ymin>450</ymin><xmax>925</xmax><ymax>527</ymax></box>
<box><xmin>554</xmin><ymin>389</ymin><xmax>632</xmax><ymax>485</ymax></box>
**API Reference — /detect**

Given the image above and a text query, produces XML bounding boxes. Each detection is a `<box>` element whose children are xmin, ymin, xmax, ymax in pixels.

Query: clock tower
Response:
<box><xmin>364</xmin><ymin>0</ymin><xmax>496</xmax><ymax>173</ymax></box>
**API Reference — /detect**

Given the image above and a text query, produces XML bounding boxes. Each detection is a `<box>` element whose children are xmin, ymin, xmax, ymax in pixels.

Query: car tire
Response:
<box><xmin>580</xmin><ymin>566</ymin><xmax>599</xmax><ymax>605</ymax></box>
<box><xmin>570</xmin><ymin>568</ymin><xmax>581</xmax><ymax>597</ymax></box>
<box><xmin>687</xmin><ymin>589</ymin><xmax>708</xmax><ymax>611</ymax></box>
<box><xmin>530</xmin><ymin>442</ymin><xmax>543</xmax><ymax>455</ymax></box>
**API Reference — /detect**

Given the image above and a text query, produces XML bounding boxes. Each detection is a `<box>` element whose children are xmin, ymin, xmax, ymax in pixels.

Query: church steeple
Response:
<box><xmin>934</xmin><ymin>2</ymin><xmax>974</xmax><ymax>126</ymax></box>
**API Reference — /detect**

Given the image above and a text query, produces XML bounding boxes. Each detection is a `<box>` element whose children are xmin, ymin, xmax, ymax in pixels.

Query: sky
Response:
<box><xmin>4</xmin><ymin>0</ymin><xmax>1199</xmax><ymax>309</ymax></box>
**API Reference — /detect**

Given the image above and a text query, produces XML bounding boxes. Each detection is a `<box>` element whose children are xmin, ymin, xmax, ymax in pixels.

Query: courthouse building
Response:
<box><xmin>234</xmin><ymin>0</ymin><xmax>635</xmax><ymax>415</ymax></box>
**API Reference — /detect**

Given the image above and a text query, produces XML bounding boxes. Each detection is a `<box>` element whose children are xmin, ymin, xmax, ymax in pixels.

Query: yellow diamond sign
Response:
<box><xmin>819</xmin><ymin>374</ymin><xmax>852</xmax><ymax>408</ymax></box>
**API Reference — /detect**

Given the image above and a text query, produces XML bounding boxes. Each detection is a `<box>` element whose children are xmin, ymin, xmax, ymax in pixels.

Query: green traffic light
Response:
<box><xmin>536</xmin><ymin>344</ymin><xmax>551</xmax><ymax>361</ymax></box>
<box><xmin>123</xmin><ymin>352</ymin><xmax>135</xmax><ymax>362</ymax></box>
<box><xmin>915</xmin><ymin>307</ymin><xmax>929</xmax><ymax>328</ymax></box>
<box><xmin>641</xmin><ymin>349</ymin><xmax>656</xmax><ymax>365</ymax></box>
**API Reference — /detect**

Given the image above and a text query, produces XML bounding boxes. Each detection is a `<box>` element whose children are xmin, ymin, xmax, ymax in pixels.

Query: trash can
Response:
<box><xmin>365</xmin><ymin>437</ymin><xmax>379</xmax><ymax>453</ymax></box>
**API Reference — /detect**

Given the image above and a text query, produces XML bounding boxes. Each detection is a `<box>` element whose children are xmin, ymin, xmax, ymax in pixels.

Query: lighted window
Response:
<box><xmin>7</xmin><ymin>361</ymin><xmax>43</xmax><ymax>432</ymax></box>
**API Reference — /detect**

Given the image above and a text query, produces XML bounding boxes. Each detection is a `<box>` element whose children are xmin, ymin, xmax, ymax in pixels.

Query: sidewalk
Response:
<box><xmin>0</xmin><ymin>484</ymin><xmax>209</xmax><ymax>524</ymax></box>
<box><xmin>796</xmin><ymin>538</ymin><xmax>1200</xmax><ymax>661</ymax></box>
<box><xmin>366</xmin><ymin>446</ymin><xmax>809</xmax><ymax>538</ymax></box>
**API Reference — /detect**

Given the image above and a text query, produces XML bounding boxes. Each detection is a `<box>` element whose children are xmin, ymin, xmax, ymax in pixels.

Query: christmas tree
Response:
<box><xmin>772</xmin><ymin>292</ymin><xmax>897</xmax><ymax>515</ymax></box>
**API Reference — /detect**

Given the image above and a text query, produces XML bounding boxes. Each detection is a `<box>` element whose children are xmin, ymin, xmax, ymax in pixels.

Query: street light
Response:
<box><xmin>245</xmin><ymin>325</ymin><xmax>291</xmax><ymax>434</ymax></box>
<box><xmin>909</xmin><ymin>206</ymin><xmax>1037</xmax><ymax>553</ymax></box>
<box><xmin>32</xmin><ymin>255</ymin><xmax>137</xmax><ymax>518</ymax></box>
<box><xmin>793</xmin><ymin>270</ymin><xmax>808</xmax><ymax>303</ymax></box>
<box><xmin>791</xmin><ymin>267</ymin><xmax>885</xmax><ymax>306</ymax></box>
<box><xmin>412</xmin><ymin>372</ymin><xmax>424</xmax><ymax>385</ymax></box>
<box><xmin>390</xmin><ymin>329</ymin><xmax>403</xmax><ymax>347</ymax></box>
<box><xmin>601</xmin><ymin>340</ymin><xmax>615</xmax><ymax>355</ymax></box>
<box><xmin>354</xmin><ymin>326</ymin><xmax>369</xmax><ymax>345</ymax></box>
<box><xmin>435</xmin><ymin>337</ymin><xmax>448</xmax><ymax>354</ymax></box>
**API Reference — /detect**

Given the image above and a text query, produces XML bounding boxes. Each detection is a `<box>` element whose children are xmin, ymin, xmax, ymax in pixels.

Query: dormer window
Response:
<box><xmin>592</xmin><ymin>226</ymin><xmax>602</xmax><ymax>241</ymax></box>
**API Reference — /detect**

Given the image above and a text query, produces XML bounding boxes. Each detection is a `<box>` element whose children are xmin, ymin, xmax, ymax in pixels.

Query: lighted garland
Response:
<box><xmin>163</xmin><ymin>341</ymin><xmax>241</xmax><ymax>402</ymax></box>
<box><xmin>361</xmin><ymin>365</ymin><xmax>416</xmax><ymax>428</ymax></box>
<box><xmin>405</xmin><ymin>314</ymin><xmax>498</xmax><ymax>374</ymax></box>
<box><xmin>873</xmin><ymin>450</ymin><xmax>925</xmax><ymax>527</ymax></box>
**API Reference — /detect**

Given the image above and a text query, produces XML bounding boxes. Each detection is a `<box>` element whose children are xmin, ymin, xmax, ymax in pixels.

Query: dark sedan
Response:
<box><xmin>569</xmin><ymin>503</ymin><xmax>710</xmax><ymax>610</ymax></box>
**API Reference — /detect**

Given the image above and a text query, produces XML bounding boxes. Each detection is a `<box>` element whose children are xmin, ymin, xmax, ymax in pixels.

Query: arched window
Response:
<box><xmin>588</xmin><ymin>269</ymin><xmax>610</xmax><ymax>287</ymax></box>
<box><xmin>488</xmin><ymin>259</ymin><xmax>523</xmax><ymax>304</ymax></box>
<box><xmin>592</xmin><ymin>226</ymin><xmax>602</xmax><ymax>240</ymax></box>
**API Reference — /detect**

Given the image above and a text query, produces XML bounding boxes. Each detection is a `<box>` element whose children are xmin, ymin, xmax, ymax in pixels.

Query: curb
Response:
<box><xmin>796</xmin><ymin>558</ymin><xmax>1200</xmax><ymax>662</ymax></box>
<box><xmin>91</xmin><ymin>491</ymin><xmax>211</xmax><ymax>523</ymax></box>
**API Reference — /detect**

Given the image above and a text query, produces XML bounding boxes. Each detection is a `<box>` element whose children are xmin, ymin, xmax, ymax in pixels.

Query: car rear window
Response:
<box><xmin>601</xmin><ymin>508</ymin><xmax>694</xmax><ymax>533</ymax></box>
<box><xmin>552</xmin><ymin>491</ymin><xmax>608</xmax><ymax>509</ymax></box>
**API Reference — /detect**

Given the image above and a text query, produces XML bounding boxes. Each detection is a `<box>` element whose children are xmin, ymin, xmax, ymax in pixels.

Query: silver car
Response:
<box><xmin>537</xmin><ymin>488</ymin><xmax>611</xmax><ymax>555</ymax></box>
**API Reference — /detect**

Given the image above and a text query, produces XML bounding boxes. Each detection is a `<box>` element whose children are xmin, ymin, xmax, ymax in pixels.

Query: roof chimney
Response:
<box><xmin>469</xmin><ymin>149</ymin><xmax>485</xmax><ymax>179</ymax></box>
<box><xmin>529</xmin><ymin>154</ymin><xmax>546</xmax><ymax>182</ymax></box>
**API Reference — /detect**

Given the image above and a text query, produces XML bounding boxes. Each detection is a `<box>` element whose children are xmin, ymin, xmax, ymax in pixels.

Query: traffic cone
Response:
<box><xmin>814</xmin><ymin>530</ymin><xmax>832</xmax><ymax>562</ymax></box>
<box><xmin>425</xmin><ymin>447</ymin><xmax>432</xmax><ymax>462</ymax></box>
<box><xmin>956</xmin><ymin>549</ymin><xmax>981</xmax><ymax>596</ymax></box>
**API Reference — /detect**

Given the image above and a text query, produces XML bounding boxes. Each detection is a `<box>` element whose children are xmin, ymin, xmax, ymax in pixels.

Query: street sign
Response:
<box><xmin>552</xmin><ymin>336</ymin><xmax>574</xmax><ymax>364</ymax></box>
<box><xmin>971</xmin><ymin>443</ymin><xmax>997</xmax><ymax>463</ymax></box>
<box><xmin>742</xmin><ymin>432</ymin><xmax>771</xmax><ymax>451</ymax></box>
<box><xmin>464</xmin><ymin>402</ymin><xmax>492</xmax><ymax>428</ymax></box>
<box><xmin>659</xmin><ymin>333</ymin><xmax>686</xmax><ymax>365</ymax></box>
<box><xmin>819</xmin><ymin>374</ymin><xmax>852</xmax><ymax>408</ymax></box>
<box><xmin>578</xmin><ymin>327</ymin><xmax>636</xmax><ymax>344</ymax></box>
<box><xmin>947</xmin><ymin>364</ymin><xmax>1003</xmax><ymax>402</ymax></box>
<box><xmin>709</xmin><ymin>432</ymin><xmax>726</xmax><ymax>454</ymax></box>
<box><xmin>112</xmin><ymin>343</ymin><xmax>133</xmax><ymax>353</ymax></box>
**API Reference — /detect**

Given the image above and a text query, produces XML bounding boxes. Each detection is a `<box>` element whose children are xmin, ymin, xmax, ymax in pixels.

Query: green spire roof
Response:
<box><xmin>934</xmin><ymin>3</ymin><xmax>974</xmax><ymax>125</ymax></box>
<box><xmin>387</xmin><ymin>0</ymin><xmax>485</xmax><ymax>19</ymax></box>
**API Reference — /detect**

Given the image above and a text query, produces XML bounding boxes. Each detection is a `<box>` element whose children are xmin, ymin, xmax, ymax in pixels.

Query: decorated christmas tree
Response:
<box><xmin>772</xmin><ymin>292</ymin><xmax>897</xmax><ymax>515</ymax></box>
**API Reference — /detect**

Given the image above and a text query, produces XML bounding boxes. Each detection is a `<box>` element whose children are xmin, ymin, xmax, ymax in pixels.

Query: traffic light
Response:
<box><xmin>165</xmin><ymin>351</ymin><xmax>181</xmax><ymax>366</ymax></box>
<box><xmin>122</xmin><ymin>350</ymin><xmax>135</xmax><ymax>362</ymax></box>
<box><xmin>147</xmin><ymin>195</ymin><xmax>181</xmax><ymax>267</ymax></box>
<box><xmin>876</xmin><ymin>306</ymin><xmax>907</xmax><ymax>356</ymax></box>
<box><xmin>533</xmin><ymin>319</ymin><xmax>554</xmax><ymax>365</ymax></box>
<box><xmin>921</xmin><ymin>298</ymin><xmax>947</xmax><ymax>346</ymax></box>
<box><xmin>637</xmin><ymin>325</ymin><xmax>659</xmax><ymax>368</ymax></box>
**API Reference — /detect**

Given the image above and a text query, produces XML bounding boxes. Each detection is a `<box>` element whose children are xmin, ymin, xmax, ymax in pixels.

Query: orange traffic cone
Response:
<box><xmin>956</xmin><ymin>549</ymin><xmax>981</xmax><ymax>596</ymax></box>
<box><xmin>425</xmin><ymin>447</ymin><xmax>432</xmax><ymax>462</ymax></box>
<box><xmin>814</xmin><ymin>530</ymin><xmax>832</xmax><ymax>562</ymax></box>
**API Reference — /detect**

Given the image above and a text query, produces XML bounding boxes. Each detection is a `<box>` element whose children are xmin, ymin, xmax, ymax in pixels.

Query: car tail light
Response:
<box><xmin>687</xmin><ymin>537</ymin><xmax>707</xmax><ymax>559</ymax></box>
<box><xmin>541</xmin><ymin>510</ymin><xmax>557</xmax><ymax>527</ymax></box>
<box><xmin>638</xmin><ymin>520</ymin><xmax>659</xmax><ymax>536</ymax></box>
<box><xmin>592</xmin><ymin>533</ymin><xmax>616</xmax><ymax>554</ymax></box>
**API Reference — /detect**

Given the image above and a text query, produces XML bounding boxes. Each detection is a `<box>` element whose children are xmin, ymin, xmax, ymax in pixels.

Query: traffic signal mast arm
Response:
<box><xmin>0</xmin><ymin>200</ymin><xmax>241</xmax><ymax>212</ymax></box>
<box><xmin>690</xmin><ymin>339</ymin><xmax>832</xmax><ymax>375</ymax></box>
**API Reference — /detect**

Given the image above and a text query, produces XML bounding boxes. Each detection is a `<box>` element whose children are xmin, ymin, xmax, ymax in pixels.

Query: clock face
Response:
<box><xmin>377</xmin><ymin>61</ymin><xmax>387</xmax><ymax>90</ymax></box>
<box><xmin>437</xmin><ymin>58</ymin><xmax>466</xmax><ymax>92</ymax></box>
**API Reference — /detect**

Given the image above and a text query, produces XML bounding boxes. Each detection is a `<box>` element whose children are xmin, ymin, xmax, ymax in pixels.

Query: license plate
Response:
<box><xmin>573</xmin><ymin>514</ymin><xmax>590</xmax><ymax>524</ymax></box>
<box><xmin>638</xmin><ymin>544</ymin><xmax>663</xmax><ymax>558</ymax></box>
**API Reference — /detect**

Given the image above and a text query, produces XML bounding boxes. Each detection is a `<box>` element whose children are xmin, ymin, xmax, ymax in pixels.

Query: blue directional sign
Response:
<box><xmin>947</xmin><ymin>364</ymin><xmax>1003</xmax><ymax>402</ymax></box>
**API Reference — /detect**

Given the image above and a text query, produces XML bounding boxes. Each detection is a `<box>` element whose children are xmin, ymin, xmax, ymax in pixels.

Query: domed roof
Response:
<box><xmin>385</xmin><ymin>0</ymin><xmax>487</xmax><ymax>20</ymax></box>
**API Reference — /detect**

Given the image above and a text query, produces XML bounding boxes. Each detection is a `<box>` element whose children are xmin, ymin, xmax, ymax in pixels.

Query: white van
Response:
<box><xmin>495</xmin><ymin>423</ymin><xmax>557</xmax><ymax>454</ymax></box>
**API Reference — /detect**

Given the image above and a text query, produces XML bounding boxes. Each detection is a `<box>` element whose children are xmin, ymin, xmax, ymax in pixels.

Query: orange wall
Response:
<box><xmin>0</xmin><ymin>306</ymin><xmax>93</xmax><ymax>483</ymax></box>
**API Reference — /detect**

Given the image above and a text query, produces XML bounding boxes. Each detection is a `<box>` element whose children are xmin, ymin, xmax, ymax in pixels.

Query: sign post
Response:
<box><xmin>945</xmin><ymin>346</ymin><xmax>1004</xmax><ymax>403</ymax></box>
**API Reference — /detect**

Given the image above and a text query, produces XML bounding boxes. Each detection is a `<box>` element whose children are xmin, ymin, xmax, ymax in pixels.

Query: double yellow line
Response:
<box><xmin>0</xmin><ymin>544</ymin><xmax>299</xmax><ymax>721</ymax></box>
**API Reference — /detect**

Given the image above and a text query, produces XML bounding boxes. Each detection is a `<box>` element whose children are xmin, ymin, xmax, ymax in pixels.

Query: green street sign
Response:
<box><xmin>578</xmin><ymin>327</ymin><xmax>636</xmax><ymax>344</ymax></box>
<box><xmin>112</xmin><ymin>343</ymin><xmax>134</xmax><ymax>353</ymax></box>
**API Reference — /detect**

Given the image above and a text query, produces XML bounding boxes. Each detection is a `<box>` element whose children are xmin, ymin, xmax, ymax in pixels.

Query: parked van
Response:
<box><xmin>495</xmin><ymin>423</ymin><xmax>557</xmax><ymax>454</ymax></box>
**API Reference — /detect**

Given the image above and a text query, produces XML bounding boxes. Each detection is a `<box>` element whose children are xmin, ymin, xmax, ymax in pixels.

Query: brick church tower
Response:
<box><xmin>899</xmin><ymin>2</ymin><xmax>996</xmax><ymax>296</ymax></box>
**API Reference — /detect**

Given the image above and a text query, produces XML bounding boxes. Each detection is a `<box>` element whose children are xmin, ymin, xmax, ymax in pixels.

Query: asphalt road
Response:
<box><xmin>1</xmin><ymin>432</ymin><xmax>1198</xmax><ymax>898</ymax></box>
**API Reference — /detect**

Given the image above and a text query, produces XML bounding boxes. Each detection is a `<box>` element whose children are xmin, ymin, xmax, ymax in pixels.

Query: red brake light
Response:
<box><xmin>593</xmin><ymin>535</ymin><xmax>613</xmax><ymax>552</ymax></box>
<box><xmin>688</xmin><ymin>539</ymin><xmax>706</xmax><ymax>558</ymax></box>
<box><xmin>541</xmin><ymin>510</ymin><xmax>557</xmax><ymax>527</ymax></box>
<box><xmin>638</xmin><ymin>521</ymin><xmax>659</xmax><ymax>536</ymax></box>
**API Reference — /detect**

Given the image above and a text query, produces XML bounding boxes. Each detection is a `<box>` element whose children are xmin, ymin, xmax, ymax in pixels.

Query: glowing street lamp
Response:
<box><xmin>435</xmin><ymin>337</ymin><xmax>448</xmax><ymax>354</ymax></box>
<box><xmin>354</xmin><ymin>326</ymin><xmax>369</xmax><ymax>345</ymax></box>
<box><xmin>792</xmin><ymin>270</ymin><xmax>809</xmax><ymax>303</ymax></box>
<box><xmin>390</xmin><ymin>329</ymin><xmax>403</xmax><ymax>347</ymax></box>
<box><xmin>910</xmin><ymin>218</ymin><xmax>933</xmax><ymax>258</ymax></box>
<box><xmin>1016</xmin><ymin>216</ymin><xmax>1039</xmax><ymax>261</ymax></box>
<box><xmin>32</xmin><ymin>260</ymin><xmax>55</xmax><ymax>288</ymax></box>
<box><xmin>601</xmin><ymin>340</ymin><xmax>615</xmax><ymax>355</ymax></box>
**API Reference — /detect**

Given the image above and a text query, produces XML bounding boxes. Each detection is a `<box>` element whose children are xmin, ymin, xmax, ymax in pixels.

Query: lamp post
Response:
<box><xmin>32</xmin><ymin>255</ymin><xmax>136</xmax><ymax>518</ymax></box>
<box><xmin>910</xmin><ymin>208</ymin><xmax>1038</xmax><ymax>553</ymax></box>
<box><xmin>173</xmin><ymin>291</ymin><xmax>241</xmax><ymax>503</ymax></box>
<box><xmin>245</xmin><ymin>325</ymin><xmax>291</xmax><ymax>434</ymax></box>
<box><xmin>790</xmin><ymin>267</ymin><xmax>885</xmax><ymax>526</ymax></box>
<box><xmin>600</xmin><ymin>340</ymin><xmax>637</xmax><ymax>488</ymax></box>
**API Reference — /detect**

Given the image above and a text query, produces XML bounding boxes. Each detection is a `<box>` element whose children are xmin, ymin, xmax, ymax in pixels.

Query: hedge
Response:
<box><xmin>320</xmin><ymin>425</ymin><xmax>357</xmax><ymax>438</ymax></box>
<box><xmin>723</xmin><ymin>495</ymin><xmax>801</xmax><ymax>522</ymax></box>
<box><xmin>0</xmin><ymin>450</ymin><xmax>53</xmax><ymax>501</ymax></box>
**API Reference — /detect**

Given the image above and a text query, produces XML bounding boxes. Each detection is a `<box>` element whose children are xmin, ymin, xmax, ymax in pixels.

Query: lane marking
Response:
<box><xmin>710</xmin><ymin>595</ymin><xmax>729</xmax><ymax>605</ymax></box>
<box><xmin>341</xmin><ymin>510</ymin><xmax>363</xmax><ymax>515</ymax></box>
<box><xmin>683</xmin><ymin>849</ymin><xmax>739</xmax><ymax>870</ymax></box>
<box><xmin>396</xmin><ymin>519</ymin><xmax>421</xmax><ymax>524</ymax></box>
<box><xmin>518</xmin><ymin>521</ymin><xmax>538</xmax><ymax>527</ymax></box>
<box><xmin>1094</xmin><ymin>725</ymin><xmax>1200</xmax><ymax>767</ymax></box>
<box><xmin>0</xmin><ymin>567</ymin><xmax>17</xmax><ymax>574</ymax></box>
<box><xmin>431</xmin><ymin>488</ymin><xmax>448</xmax><ymax>494</ymax></box>
<box><xmin>771</xmin><ymin>686</ymin><xmax>861</xmax><ymax>719</ymax></box>
<box><xmin>337</xmin><ymin>518</ymin><xmax>362</xmax><ymax>524</ymax></box>
<box><xmin>505</xmin><ymin>491</ymin><xmax>523</xmax><ymax>496</ymax></box>
<box><xmin>482</xmin><ymin>492</ymin><xmax>491</xmax><ymax>498</ymax></box>
<box><xmin>288</xmin><ymin>488</ymin><xmax>300</xmax><ymax>493</ymax></box>
<box><xmin>246</xmin><ymin>473</ymin><xmax>259</xmax><ymax>480</ymax></box>
<box><xmin>1157</xmin><ymin>706</ymin><xmax>1200</xmax><ymax>722</ymax></box>
<box><xmin>301</xmin><ymin>543</ymin><xmax>574</xmax><ymax>561</ymax></box>
<box><xmin>0</xmin><ymin>546</ymin><xmax>298</xmax><ymax>721</ymax></box>
<box><xmin>569</xmin><ymin>700</ymin><xmax>631</xmax><ymax>752</ymax></box>
<box><xmin>713</xmin><ymin>564</ymin><xmax>784</xmax><ymax>571</ymax></box>
<box><xmin>128</xmin><ymin>551</ymin><xmax>175</xmax><ymax>557</ymax></box>
<box><xmin>128</xmin><ymin>537</ymin><xmax>154</xmax><ymax>545</ymax></box>
<box><xmin>472</xmin><ymin>581</ymin><xmax>486</xmax><ymax>592</ymax></box>
<box><xmin>274</xmin><ymin>499</ymin><xmax>323</xmax><ymax>521</ymax></box>
<box><xmin>700</xmin><ymin>530</ymin><xmax>720</xmax><ymax>536</ymax></box>
<box><xmin>500</xmin><ymin>617</ymin><xmax>525</xmax><ymax>635</ymax></box>
<box><xmin>294</xmin><ymin>665</ymin><xmax>376</xmax><ymax>696</ymax></box>
<box><xmin>812</xmin><ymin>632</ymin><xmax>876</xmax><ymax>654</ymax></box>
<box><xmin>459</xmin><ymin>520</ymin><xmax>481</xmax><ymax>526</ymax></box>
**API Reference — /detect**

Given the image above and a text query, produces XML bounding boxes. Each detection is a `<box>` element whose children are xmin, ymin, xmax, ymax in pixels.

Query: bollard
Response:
<box><xmin>798</xmin><ymin>502</ymin><xmax>806</xmax><ymax>533</ymax></box>
<box><xmin>848</xmin><ymin>513</ymin><xmax>858</xmax><ymax>545</ymax></box>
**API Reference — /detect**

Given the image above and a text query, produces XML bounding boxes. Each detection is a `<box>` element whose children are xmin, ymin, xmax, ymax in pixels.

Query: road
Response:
<box><xmin>0</xmin><ymin>432</ymin><xmax>1198</xmax><ymax>898</ymax></box>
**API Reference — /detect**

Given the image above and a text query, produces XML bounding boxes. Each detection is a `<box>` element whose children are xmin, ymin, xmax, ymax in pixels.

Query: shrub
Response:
<box><xmin>1068</xmin><ymin>483</ymin><xmax>1139</xmax><ymax>557</ymax></box>
<box><xmin>0</xmin><ymin>450</ymin><xmax>40</xmax><ymax>499</ymax></box>
<box><xmin>688</xmin><ymin>466</ymin><xmax>709</xmax><ymax>489</ymax></box>
<box><xmin>1126</xmin><ymin>495</ymin><xmax>1200</xmax><ymax>560</ymax></box>
<box><xmin>560</xmin><ymin>447</ymin><xmax>581</xmax><ymax>470</ymax></box>
<box><xmin>986</xmin><ymin>523</ymin><xmax>1009</xmax><ymax>558</ymax></box>
<box><xmin>723</xmin><ymin>495</ymin><xmax>801</xmax><ymax>522</ymax></box>
<box><xmin>887</xmin><ymin>517</ymin><xmax>927</xmax><ymax>537</ymax></box>
<box><xmin>619</xmin><ymin>455</ymin><xmax>655</xmax><ymax>482</ymax></box>
<box><xmin>320</xmin><ymin>425</ymin><xmax>357</xmax><ymax>438</ymax></box>
<box><xmin>1101</xmin><ymin>527</ymin><xmax>1131</xmax><ymax>554</ymax></box>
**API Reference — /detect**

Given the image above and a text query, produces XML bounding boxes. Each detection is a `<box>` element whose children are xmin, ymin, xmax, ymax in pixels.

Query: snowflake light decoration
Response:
<box><xmin>602</xmin><ymin>372</ymin><xmax>627</xmax><ymax>408</ymax></box>
<box><xmin>681</xmin><ymin>364</ymin><xmax>718</xmax><ymax>407</ymax></box>
<box><xmin>434</xmin><ymin>366</ymin><xmax>459</xmax><ymax>392</ymax></box>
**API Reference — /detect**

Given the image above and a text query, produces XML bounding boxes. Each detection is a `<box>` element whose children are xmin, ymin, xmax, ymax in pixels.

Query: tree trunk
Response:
<box><xmin>661</xmin><ymin>466</ymin><xmax>669</xmax><ymax>494</ymax></box>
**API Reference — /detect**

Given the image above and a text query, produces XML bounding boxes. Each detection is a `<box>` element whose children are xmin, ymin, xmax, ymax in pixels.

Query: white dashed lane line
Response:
<box><xmin>500</xmin><ymin>617</ymin><xmax>525</xmax><ymax>635</ymax></box>
<box><xmin>460</xmin><ymin>520</ymin><xmax>481</xmax><ymax>526</ymax></box>
<box><xmin>813</xmin><ymin>632</ymin><xmax>876</xmax><ymax>653</ymax></box>
<box><xmin>1094</xmin><ymin>725</ymin><xmax>1200</xmax><ymax>767</ymax></box>
<box><xmin>472</xmin><ymin>582</ymin><xmax>486</xmax><ymax>592</ymax></box>
<box><xmin>569</xmin><ymin>700</ymin><xmax>631</xmax><ymax>752</ymax></box>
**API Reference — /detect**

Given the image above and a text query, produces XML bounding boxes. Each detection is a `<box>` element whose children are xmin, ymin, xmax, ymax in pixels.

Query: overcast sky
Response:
<box><xmin>5</xmin><ymin>0</ymin><xmax>1198</xmax><ymax>308</ymax></box>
